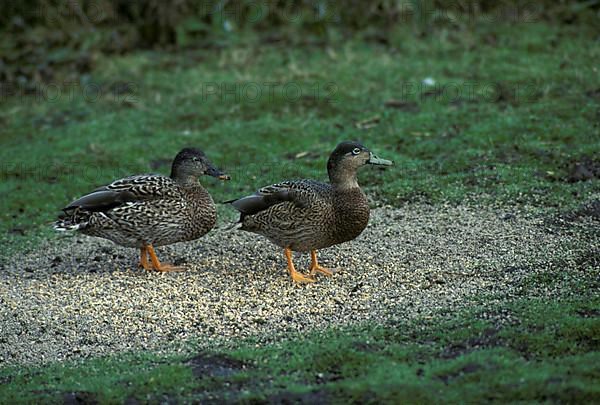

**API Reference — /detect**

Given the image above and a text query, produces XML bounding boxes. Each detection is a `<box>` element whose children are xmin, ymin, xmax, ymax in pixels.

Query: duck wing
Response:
<box><xmin>63</xmin><ymin>174</ymin><xmax>181</xmax><ymax>213</ymax></box>
<box><xmin>228</xmin><ymin>180</ymin><xmax>328</xmax><ymax>216</ymax></box>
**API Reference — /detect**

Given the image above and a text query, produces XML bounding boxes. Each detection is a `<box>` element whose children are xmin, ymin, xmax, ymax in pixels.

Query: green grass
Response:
<box><xmin>1</xmin><ymin>21</ymin><xmax>599</xmax><ymax>253</ymax></box>
<box><xmin>2</xmin><ymin>286</ymin><xmax>598</xmax><ymax>403</ymax></box>
<box><xmin>1</xmin><ymin>19</ymin><xmax>599</xmax><ymax>403</ymax></box>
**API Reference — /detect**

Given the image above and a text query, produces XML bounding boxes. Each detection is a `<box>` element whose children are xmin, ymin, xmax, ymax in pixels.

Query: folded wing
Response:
<box><xmin>63</xmin><ymin>175</ymin><xmax>180</xmax><ymax>213</ymax></box>
<box><xmin>228</xmin><ymin>180</ymin><xmax>325</xmax><ymax>216</ymax></box>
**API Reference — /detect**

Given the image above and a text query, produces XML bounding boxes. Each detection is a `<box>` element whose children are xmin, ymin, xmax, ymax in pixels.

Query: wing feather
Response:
<box><xmin>64</xmin><ymin>174</ymin><xmax>180</xmax><ymax>212</ymax></box>
<box><xmin>229</xmin><ymin>180</ymin><xmax>326</xmax><ymax>216</ymax></box>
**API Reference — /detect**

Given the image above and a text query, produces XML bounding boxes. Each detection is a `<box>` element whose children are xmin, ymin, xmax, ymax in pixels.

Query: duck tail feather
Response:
<box><xmin>53</xmin><ymin>220</ymin><xmax>83</xmax><ymax>231</ymax></box>
<box><xmin>223</xmin><ymin>213</ymin><xmax>246</xmax><ymax>231</ymax></box>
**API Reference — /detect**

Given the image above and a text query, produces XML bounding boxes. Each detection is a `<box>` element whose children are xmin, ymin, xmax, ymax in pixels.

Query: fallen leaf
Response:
<box><xmin>354</xmin><ymin>115</ymin><xmax>380</xmax><ymax>129</ymax></box>
<box><xmin>384</xmin><ymin>99</ymin><xmax>419</xmax><ymax>112</ymax></box>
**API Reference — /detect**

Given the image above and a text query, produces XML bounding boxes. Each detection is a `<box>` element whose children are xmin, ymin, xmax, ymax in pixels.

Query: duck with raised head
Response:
<box><xmin>227</xmin><ymin>141</ymin><xmax>393</xmax><ymax>283</ymax></box>
<box><xmin>54</xmin><ymin>148</ymin><xmax>229</xmax><ymax>272</ymax></box>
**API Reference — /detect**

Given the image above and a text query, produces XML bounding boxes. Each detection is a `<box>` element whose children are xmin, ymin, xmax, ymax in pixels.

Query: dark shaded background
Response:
<box><xmin>2</xmin><ymin>0</ymin><xmax>599</xmax><ymax>94</ymax></box>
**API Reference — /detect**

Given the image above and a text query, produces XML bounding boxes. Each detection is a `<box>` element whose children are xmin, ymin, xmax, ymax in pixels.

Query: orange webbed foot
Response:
<box><xmin>309</xmin><ymin>264</ymin><xmax>336</xmax><ymax>277</ymax></box>
<box><xmin>285</xmin><ymin>248</ymin><xmax>315</xmax><ymax>284</ymax></box>
<box><xmin>309</xmin><ymin>250</ymin><xmax>338</xmax><ymax>278</ymax></box>
<box><xmin>290</xmin><ymin>269</ymin><xmax>316</xmax><ymax>283</ymax></box>
<box><xmin>153</xmin><ymin>263</ymin><xmax>185</xmax><ymax>273</ymax></box>
<box><xmin>146</xmin><ymin>245</ymin><xmax>185</xmax><ymax>273</ymax></box>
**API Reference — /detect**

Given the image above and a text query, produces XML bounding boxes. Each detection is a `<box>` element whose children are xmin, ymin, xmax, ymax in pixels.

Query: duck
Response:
<box><xmin>227</xmin><ymin>141</ymin><xmax>393</xmax><ymax>283</ymax></box>
<box><xmin>54</xmin><ymin>148</ymin><xmax>229</xmax><ymax>272</ymax></box>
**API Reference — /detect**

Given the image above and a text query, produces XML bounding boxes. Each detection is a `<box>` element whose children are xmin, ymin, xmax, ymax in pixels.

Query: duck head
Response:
<box><xmin>170</xmin><ymin>147</ymin><xmax>230</xmax><ymax>184</ymax></box>
<box><xmin>327</xmin><ymin>141</ymin><xmax>393</xmax><ymax>188</ymax></box>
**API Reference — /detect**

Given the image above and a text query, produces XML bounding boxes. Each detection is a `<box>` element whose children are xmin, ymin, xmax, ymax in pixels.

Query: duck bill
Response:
<box><xmin>206</xmin><ymin>166</ymin><xmax>230</xmax><ymax>180</ymax></box>
<box><xmin>368</xmin><ymin>152</ymin><xmax>394</xmax><ymax>166</ymax></box>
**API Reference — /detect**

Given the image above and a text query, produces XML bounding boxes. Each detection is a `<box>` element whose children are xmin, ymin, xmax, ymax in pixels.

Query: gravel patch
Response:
<box><xmin>0</xmin><ymin>203</ymin><xmax>597</xmax><ymax>366</ymax></box>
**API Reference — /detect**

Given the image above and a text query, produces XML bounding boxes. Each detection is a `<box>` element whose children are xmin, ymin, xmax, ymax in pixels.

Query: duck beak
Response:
<box><xmin>206</xmin><ymin>166</ymin><xmax>230</xmax><ymax>180</ymax></box>
<box><xmin>368</xmin><ymin>152</ymin><xmax>394</xmax><ymax>166</ymax></box>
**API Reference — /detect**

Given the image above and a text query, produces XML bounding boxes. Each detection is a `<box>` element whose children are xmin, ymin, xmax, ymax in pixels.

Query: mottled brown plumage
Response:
<box><xmin>54</xmin><ymin>148</ymin><xmax>229</xmax><ymax>272</ymax></box>
<box><xmin>228</xmin><ymin>141</ymin><xmax>393</xmax><ymax>283</ymax></box>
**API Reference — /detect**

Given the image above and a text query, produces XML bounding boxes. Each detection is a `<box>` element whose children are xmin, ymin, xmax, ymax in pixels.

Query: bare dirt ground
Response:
<box><xmin>1</xmin><ymin>202</ymin><xmax>597</xmax><ymax>366</ymax></box>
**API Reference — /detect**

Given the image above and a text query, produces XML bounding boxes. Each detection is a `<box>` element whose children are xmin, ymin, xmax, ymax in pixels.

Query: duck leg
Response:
<box><xmin>139</xmin><ymin>246</ymin><xmax>153</xmax><ymax>271</ymax></box>
<box><xmin>147</xmin><ymin>244</ymin><xmax>184</xmax><ymax>272</ymax></box>
<box><xmin>309</xmin><ymin>250</ymin><xmax>335</xmax><ymax>277</ymax></box>
<box><xmin>285</xmin><ymin>248</ymin><xmax>315</xmax><ymax>283</ymax></box>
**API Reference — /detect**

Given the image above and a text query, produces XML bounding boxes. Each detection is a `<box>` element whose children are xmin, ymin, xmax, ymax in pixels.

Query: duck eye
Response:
<box><xmin>352</xmin><ymin>148</ymin><xmax>361</xmax><ymax>155</ymax></box>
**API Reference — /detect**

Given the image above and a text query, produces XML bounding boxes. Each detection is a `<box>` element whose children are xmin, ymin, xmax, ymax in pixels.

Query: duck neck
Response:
<box><xmin>170</xmin><ymin>169</ymin><xmax>199</xmax><ymax>188</ymax></box>
<box><xmin>329</xmin><ymin>171</ymin><xmax>360</xmax><ymax>190</ymax></box>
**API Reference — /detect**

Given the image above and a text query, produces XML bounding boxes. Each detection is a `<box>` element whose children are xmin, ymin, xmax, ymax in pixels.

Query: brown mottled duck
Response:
<box><xmin>54</xmin><ymin>148</ymin><xmax>229</xmax><ymax>272</ymax></box>
<box><xmin>227</xmin><ymin>141</ymin><xmax>393</xmax><ymax>283</ymax></box>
